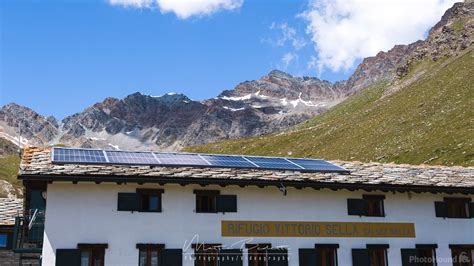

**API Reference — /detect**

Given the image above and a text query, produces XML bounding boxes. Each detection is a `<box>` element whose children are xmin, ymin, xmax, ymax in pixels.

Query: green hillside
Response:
<box><xmin>0</xmin><ymin>138</ymin><xmax>21</xmax><ymax>197</ymax></box>
<box><xmin>186</xmin><ymin>49</ymin><xmax>474</xmax><ymax>167</ymax></box>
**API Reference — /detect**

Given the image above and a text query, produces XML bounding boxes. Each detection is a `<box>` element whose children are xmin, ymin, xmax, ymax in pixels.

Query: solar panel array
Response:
<box><xmin>52</xmin><ymin>147</ymin><xmax>349</xmax><ymax>173</ymax></box>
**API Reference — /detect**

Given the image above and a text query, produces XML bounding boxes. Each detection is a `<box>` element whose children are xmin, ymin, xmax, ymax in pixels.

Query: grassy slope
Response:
<box><xmin>186</xmin><ymin>49</ymin><xmax>474</xmax><ymax>167</ymax></box>
<box><xmin>0</xmin><ymin>138</ymin><xmax>21</xmax><ymax>197</ymax></box>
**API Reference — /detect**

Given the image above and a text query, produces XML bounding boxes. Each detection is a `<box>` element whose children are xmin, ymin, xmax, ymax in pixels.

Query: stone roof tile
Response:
<box><xmin>17</xmin><ymin>147</ymin><xmax>474</xmax><ymax>192</ymax></box>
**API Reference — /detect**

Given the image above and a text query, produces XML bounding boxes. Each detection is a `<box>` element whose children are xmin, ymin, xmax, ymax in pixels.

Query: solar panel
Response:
<box><xmin>200</xmin><ymin>155</ymin><xmax>256</xmax><ymax>168</ymax></box>
<box><xmin>105</xmin><ymin>151</ymin><xmax>158</xmax><ymax>165</ymax></box>
<box><xmin>52</xmin><ymin>148</ymin><xmax>107</xmax><ymax>163</ymax></box>
<box><xmin>153</xmin><ymin>153</ymin><xmax>208</xmax><ymax>166</ymax></box>
<box><xmin>51</xmin><ymin>148</ymin><xmax>349</xmax><ymax>174</ymax></box>
<box><xmin>288</xmin><ymin>158</ymin><xmax>348</xmax><ymax>173</ymax></box>
<box><xmin>245</xmin><ymin>156</ymin><xmax>302</xmax><ymax>170</ymax></box>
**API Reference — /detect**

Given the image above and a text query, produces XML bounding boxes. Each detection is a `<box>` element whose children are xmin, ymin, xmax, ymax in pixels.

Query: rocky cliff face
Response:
<box><xmin>0</xmin><ymin>70</ymin><xmax>347</xmax><ymax>150</ymax></box>
<box><xmin>1</xmin><ymin>1</ymin><xmax>471</xmax><ymax>151</ymax></box>
<box><xmin>397</xmin><ymin>0</ymin><xmax>474</xmax><ymax>77</ymax></box>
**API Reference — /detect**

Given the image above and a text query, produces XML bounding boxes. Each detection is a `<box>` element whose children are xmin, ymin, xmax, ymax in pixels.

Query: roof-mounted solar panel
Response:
<box><xmin>106</xmin><ymin>151</ymin><xmax>158</xmax><ymax>165</ymax></box>
<box><xmin>200</xmin><ymin>155</ymin><xmax>256</xmax><ymax>168</ymax></box>
<box><xmin>287</xmin><ymin>158</ymin><xmax>348</xmax><ymax>173</ymax></box>
<box><xmin>52</xmin><ymin>148</ymin><xmax>107</xmax><ymax>163</ymax></box>
<box><xmin>153</xmin><ymin>153</ymin><xmax>208</xmax><ymax>166</ymax></box>
<box><xmin>244</xmin><ymin>156</ymin><xmax>302</xmax><ymax>171</ymax></box>
<box><xmin>51</xmin><ymin>147</ymin><xmax>349</xmax><ymax>174</ymax></box>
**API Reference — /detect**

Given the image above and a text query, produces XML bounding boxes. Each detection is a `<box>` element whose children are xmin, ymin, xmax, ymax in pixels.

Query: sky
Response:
<box><xmin>0</xmin><ymin>0</ymin><xmax>459</xmax><ymax>119</ymax></box>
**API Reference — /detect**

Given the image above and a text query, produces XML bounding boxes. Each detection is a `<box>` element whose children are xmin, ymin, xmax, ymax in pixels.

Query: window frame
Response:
<box><xmin>444</xmin><ymin>197</ymin><xmax>471</xmax><ymax>219</ymax></box>
<box><xmin>192</xmin><ymin>243</ymin><xmax>221</xmax><ymax>266</ymax></box>
<box><xmin>194</xmin><ymin>190</ymin><xmax>219</xmax><ymax>213</ymax></box>
<box><xmin>137</xmin><ymin>244</ymin><xmax>165</xmax><ymax>266</ymax></box>
<box><xmin>0</xmin><ymin>232</ymin><xmax>9</xmax><ymax>249</ymax></box>
<box><xmin>449</xmin><ymin>245</ymin><xmax>474</xmax><ymax>266</ymax></box>
<box><xmin>77</xmin><ymin>243</ymin><xmax>108</xmax><ymax>266</ymax></box>
<box><xmin>363</xmin><ymin>195</ymin><xmax>386</xmax><ymax>217</ymax></box>
<box><xmin>315</xmin><ymin>244</ymin><xmax>339</xmax><ymax>266</ymax></box>
<box><xmin>246</xmin><ymin>243</ymin><xmax>272</xmax><ymax>266</ymax></box>
<box><xmin>415</xmin><ymin>244</ymin><xmax>438</xmax><ymax>266</ymax></box>
<box><xmin>137</xmin><ymin>189</ymin><xmax>164</xmax><ymax>213</ymax></box>
<box><xmin>367</xmin><ymin>244</ymin><xmax>389</xmax><ymax>266</ymax></box>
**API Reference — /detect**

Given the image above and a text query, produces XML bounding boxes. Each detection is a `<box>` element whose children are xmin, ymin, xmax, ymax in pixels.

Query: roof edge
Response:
<box><xmin>18</xmin><ymin>174</ymin><xmax>474</xmax><ymax>194</ymax></box>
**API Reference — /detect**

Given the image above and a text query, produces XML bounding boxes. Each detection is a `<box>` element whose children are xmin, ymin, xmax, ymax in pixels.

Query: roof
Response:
<box><xmin>18</xmin><ymin>147</ymin><xmax>474</xmax><ymax>194</ymax></box>
<box><xmin>0</xmin><ymin>198</ymin><xmax>23</xmax><ymax>226</ymax></box>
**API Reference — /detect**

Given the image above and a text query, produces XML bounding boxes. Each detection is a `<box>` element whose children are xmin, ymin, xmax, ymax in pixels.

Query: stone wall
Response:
<box><xmin>0</xmin><ymin>249</ymin><xmax>20</xmax><ymax>266</ymax></box>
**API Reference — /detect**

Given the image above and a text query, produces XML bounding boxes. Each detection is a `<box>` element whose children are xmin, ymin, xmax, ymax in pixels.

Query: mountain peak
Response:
<box><xmin>151</xmin><ymin>92</ymin><xmax>191</xmax><ymax>104</ymax></box>
<box><xmin>267</xmin><ymin>70</ymin><xmax>293</xmax><ymax>79</ymax></box>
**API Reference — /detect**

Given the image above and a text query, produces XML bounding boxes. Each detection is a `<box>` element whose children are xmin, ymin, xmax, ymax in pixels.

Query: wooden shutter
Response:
<box><xmin>56</xmin><ymin>249</ymin><xmax>81</xmax><ymax>266</ymax></box>
<box><xmin>117</xmin><ymin>193</ymin><xmax>139</xmax><ymax>211</ymax></box>
<box><xmin>216</xmin><ymin>195</ymin><xmax>237</xmax><ymax>213</ymax></box>
<box><xmin>219</xmin><ymin>249</ymin><xmax>242</xmax><ymax>266</ymax></box>
<box><xmin>434</xmin><ymin>201</ymin><xmax>448</xmax><ymax>218</ymax></box>
<box><xmin>268</xmin><ymin>248</ymin><xmax>288</xmax><ymax>266</ymax></box>
<box><xmin>401</xmin><ymin>249</ymin><xmax>420</xmax><ymax>266</ymax></box>
<box><xmin>352</xmin><ymin>249</ymin><xmax>370</xmax><ymax>266</ymax></box>
<box><xmin>161</xmin><ymin>249</ymin><xmax>183</xmax><ymax>266</ymax></box>
<box><xmin>469</xmin><ymin>202</ymin><xmax>474</xmax><ymax>218</ymax></box>
<box><xmin>299</xmin><ymin>248</ymin><xmax>319</xmax><ymax>266</ymax></box>
<box><xmin>347</xmin><ymin>199</ymin><xmax>368</xmax><ymax>216</ymax></box>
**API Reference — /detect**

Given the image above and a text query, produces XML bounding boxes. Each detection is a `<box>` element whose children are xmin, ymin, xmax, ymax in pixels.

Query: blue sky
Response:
<box><xmin>0</xmin><ymin>0</ymin><xmax>457</xmax><ymax>118</ymax></box>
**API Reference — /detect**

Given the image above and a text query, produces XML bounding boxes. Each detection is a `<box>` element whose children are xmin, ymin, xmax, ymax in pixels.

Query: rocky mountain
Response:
<box><xmin>1</xmin><ymin>1</ymin><xmax>471</xmax><ymax>152</ymax></box>
<box><xmin>0</xmin><ymin>70</ymin><xmax>350</xmax><ymax>150</ymax></box>
<box><xmin>186</xmin><ymin>1</ymin><xmax>474</xmax><ymax>167</ymax></box>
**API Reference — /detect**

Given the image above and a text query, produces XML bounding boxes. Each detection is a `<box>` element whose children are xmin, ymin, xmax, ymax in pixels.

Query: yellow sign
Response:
<box><xmin>222</xmin><ymin>221</ymin><xmax>415</xmax><ymax>238</ymax></box>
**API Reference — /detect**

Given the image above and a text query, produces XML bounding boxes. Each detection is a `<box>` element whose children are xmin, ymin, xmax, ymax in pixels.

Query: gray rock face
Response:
<box><xmin>1</xmin><ymin>1</ymin><xmax>471</xmax><ymax>151</ymax></box>
<box><xmin>0</xmin><ymin>70</ymin><xmax>349</xmax><ymax>150</ymax></box>
<box><xmin>397</xmin><ymin>0</ymin><xmax>474</xmax><ymax>77</ymax></box>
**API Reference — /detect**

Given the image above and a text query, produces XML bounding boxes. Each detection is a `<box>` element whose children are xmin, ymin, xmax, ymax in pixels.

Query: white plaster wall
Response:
<box><xmin>41</xmin><ymin>182</ymin><xmax>474</xmax><ymax>266</ymax></box>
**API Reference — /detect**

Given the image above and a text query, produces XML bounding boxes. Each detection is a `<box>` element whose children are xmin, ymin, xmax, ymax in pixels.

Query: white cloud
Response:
<box><xmin>282</xmin><ymin>52</ymin><xmax>298</xmax><ymax>68</ymax></box>
<box><xmin>109</xmin><ymin>0</ymin><xmax>153</xmax><ymax>8</ymax></box>
<box><xmin>301</xmin><ymin>0</ymin><xmax>459</xmax><ymax>72</ymax></box>
<box><xmin>269</xmin><ymin>22</ymin><xmax>307</xmax><ymax>50</ymax></box>
<box><xmin>109</xmin><ymin>0</ymin><xmax>243</xmax><ymax>19</ymax></box>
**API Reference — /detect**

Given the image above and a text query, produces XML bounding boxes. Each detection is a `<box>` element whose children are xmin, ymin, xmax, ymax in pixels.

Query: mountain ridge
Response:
<box><xmin>1</xmin><ymin>1</ymin><xmax>472</xmax><ymax>152</ymax></box>
<box><xmin>185</xmin><ymin>1</ymin><xmax>474</xmax><ymax>167</ymax></box>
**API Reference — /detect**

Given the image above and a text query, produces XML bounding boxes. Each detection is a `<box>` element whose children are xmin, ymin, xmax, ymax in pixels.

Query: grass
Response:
<box><xmin>0</xmin><ymin>155</ymin><xmax>21</xmax><ymax>197</ymax></box>
<box><xmin>451</xmin><ymin>19</ymin><xmax>466</xmax><ymax>35</ymax></box>
<box><xmin>186</xmin><ymin>49</ymin><xmax>474</xmax><ymax>167</ymax></box>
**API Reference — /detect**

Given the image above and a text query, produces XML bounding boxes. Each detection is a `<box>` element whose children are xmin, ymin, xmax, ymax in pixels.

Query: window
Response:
<box><xmin>416</xmin><ymin>245</ymin><xmax>437</xmax><ymax>266</ymax></box>
<box><xmin>446</xmin><ymin>198</ymin><xmax>471</xmax><ymax>218</ymax></box>
<box><xmin>317</xmin><ymin>245</ymin><xmax>338</xmax><ymax>266</ymax></box>
<box><xmin>78</xmin><ymin>244</ymin><xmax>107</xmax><ymax>266</ymax></box>
<box><xmin>353</xmin><ymin>245</ymin><xmax>389</xmax><ymax>266</ymax></box>
<box><xmin>450</xmin><ymin>245</ymin><xmax>474</xmax><ymax>266</ymax></box>
<box><xmin>193</xmin><ymin>244</ymin><xmax>220</xmax><ymax>266</ymax></box>
<box><xmin>195</xmin><ymin>190</ymin><xmax>219</xmax><ymax>213</ymax></box>
<box><xmin>0</xmin><ymin>233</ymin><xmax>8</xmax><ymax>248</ymax></box>
<box><xmin>247</xmin><ymin>244</ymin><xmax>288</xmax><ymax>266</ymax></box>
<box><xmin>435</xmin><ymin>198</ymin><xmax>474</xmax><ymax>218</ymax></box>
<box><xmin>364</xmin><ymin>195</ymin><xmax>385</xmax><ymax>217</ymax></box>
<box><xmin>368</xmin><ymin>245</ymin><xmax>388</xmax><ymax>266</ymax></box>
<box><xmin>117</xmin><ymin>189</ymin><xmax>163</xmax><ymax>212</ymax></box>
<box><xmin>247</xmin><ymin>244</ymin><xmax>271</xmax><ymax>266</ymax></box>
<box><xmin>192</xmin><ymin>244</ymin><xmax>242</xmax><ymax>266</ymax></box>
<box><xmin>194</xmin><ymin>190</ymin><xmax>237</xmax><ymax>213</ymax></box>
<box><xmin>299</xmin><ymin>244</ymin><xmax>339</xmax><ymax>266</ymax></box>
<box><xmin>137</xmin><ymin>244</ymin><xmax>164</xmax><ymax>266</ymax></box>
<box><xmin>401</xmin><ymin>245</ymin><xmax>437</xmax><ymax>266</ymax></box>
<box><xmin>347</xmin><ymin>195</ymin><xmax>385</xmax><ymax>217</ymax></box>
<box><xmin>137</xmin><ymin>189</ymin><xmax>163</xmax><ymax>212</ymax></box>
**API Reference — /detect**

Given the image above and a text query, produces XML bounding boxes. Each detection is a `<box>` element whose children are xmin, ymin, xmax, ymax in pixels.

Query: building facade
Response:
<box><xmin>0</xmin><ymin>198</ymin><xmax>23</xmax><ymax>266</ymax></box>
<box><xmin>15</xmin><ymin>147</ymin><xmax>474</xmax><ymax>266</ymax></box>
